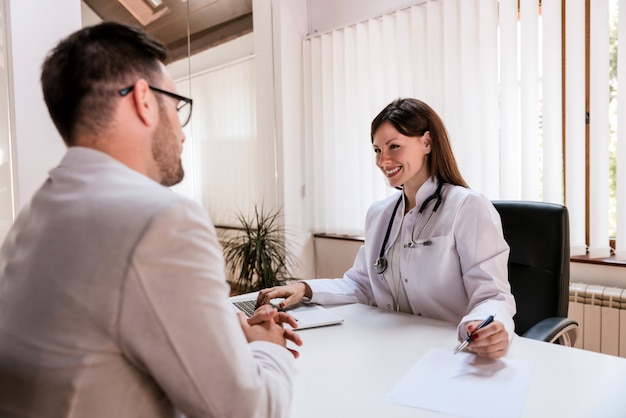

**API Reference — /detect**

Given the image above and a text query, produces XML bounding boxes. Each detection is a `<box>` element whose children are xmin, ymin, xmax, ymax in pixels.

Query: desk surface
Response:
<box><xmin>290</xmin><ymin>303</ymin><xmax>626</xmax><ymax>418</ymax></box>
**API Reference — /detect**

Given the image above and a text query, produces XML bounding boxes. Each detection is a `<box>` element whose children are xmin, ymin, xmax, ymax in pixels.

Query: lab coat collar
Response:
<box><xmin>409</xmin><ymin>177</ymin><xmax>439</xmax><ymax>213</ymax></box>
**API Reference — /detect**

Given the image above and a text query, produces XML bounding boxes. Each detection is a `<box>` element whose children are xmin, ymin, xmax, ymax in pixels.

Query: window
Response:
<box><xmin>173</xmin><ymin>56</ymin><xmax>259</xmax><ymax>226</ymax></box>
<box><xmin>303</xmin><ymin>0</ymin><xmax>625</xmax><ymax>260</ymax></box>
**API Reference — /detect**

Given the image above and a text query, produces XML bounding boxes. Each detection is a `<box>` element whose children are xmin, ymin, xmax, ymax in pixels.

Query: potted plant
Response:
<box><xmin>220</xmin><ymin>205</ymin><xmax>295</xmax><ymax>295</ymax></box>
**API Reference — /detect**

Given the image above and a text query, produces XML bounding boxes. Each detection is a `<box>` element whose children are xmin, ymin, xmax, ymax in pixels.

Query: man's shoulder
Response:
<box><xmin>49</xmin><ymin>147</ymin><xmax>207</xmax><ymax>226</ymax></box>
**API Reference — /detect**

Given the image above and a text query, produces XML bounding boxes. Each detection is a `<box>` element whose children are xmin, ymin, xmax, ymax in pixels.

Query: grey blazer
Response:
<box><xmin>0</xmin><ymin>147</ymin><xmax>293</xmax><ymax>418</ymax></box>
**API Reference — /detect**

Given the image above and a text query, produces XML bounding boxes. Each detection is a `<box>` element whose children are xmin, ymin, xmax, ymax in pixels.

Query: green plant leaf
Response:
<box><xmin>219</xmin><ymin>204</ymin><xmax>296</xmax><ymax>294</ymax></box>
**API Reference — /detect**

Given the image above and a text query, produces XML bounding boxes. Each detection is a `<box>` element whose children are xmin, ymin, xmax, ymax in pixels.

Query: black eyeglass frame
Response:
<box><xmin>119</xmin><ymin>84</ymin><xmax>193</xmax><ymax>127</ymax></box>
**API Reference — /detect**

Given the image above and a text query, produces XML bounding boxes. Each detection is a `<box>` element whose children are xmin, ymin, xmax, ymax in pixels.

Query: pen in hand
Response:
<box><xmin>454</xmin><ymin>314</ymin><xmax>495</xmax><ymax>354</ymax></box>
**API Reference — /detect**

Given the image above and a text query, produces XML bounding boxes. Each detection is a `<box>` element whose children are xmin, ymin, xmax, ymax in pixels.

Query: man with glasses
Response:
<box><xmin>0</xmin><ymin>22</ymin><xmax>301</xmax><ymax>418</ymax></box>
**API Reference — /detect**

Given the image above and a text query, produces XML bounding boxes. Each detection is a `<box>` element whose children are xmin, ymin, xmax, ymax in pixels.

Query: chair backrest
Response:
<box><xmin>492</xmin><ymin>201</ymin><xmax>570</xmax><ymax>336</ymax></box>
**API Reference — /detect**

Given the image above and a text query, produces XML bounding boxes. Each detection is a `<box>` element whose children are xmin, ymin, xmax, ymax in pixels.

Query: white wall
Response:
<box><xmin>313</xmin><ymin>237</ymin><xmax>360</xmax><ymax>278</ymax></box>
<box><xmin>570</xmin><ymin>263</ymin><xmax>625</xmax><ymax>288</ymax></box>
<box><xmin>271</xmin><ymin>0</ymin><xmax>313</xmax><ymax>279</ymax></box>
<box><xmin>6</xmin><ymin>0</ymin><xmax>81</xmax><ymax>209</ymax></box>
<box><xmin>168</xmin><ymin>34</ymin><xmax>254</xmax><ymax>82</ymax></box>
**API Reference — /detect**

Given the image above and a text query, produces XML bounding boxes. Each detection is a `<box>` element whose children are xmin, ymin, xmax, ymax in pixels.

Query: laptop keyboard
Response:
<box><xmin>232</xmin><ymin>299</ymin><xmax>257</xmax><ymax>317</ymax></box>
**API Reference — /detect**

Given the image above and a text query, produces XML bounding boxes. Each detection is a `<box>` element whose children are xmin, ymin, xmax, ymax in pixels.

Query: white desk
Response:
<box><xmin>290</xmin><ymin>303</ymin><xmax>626</xmax><ymax>418</ymax></box>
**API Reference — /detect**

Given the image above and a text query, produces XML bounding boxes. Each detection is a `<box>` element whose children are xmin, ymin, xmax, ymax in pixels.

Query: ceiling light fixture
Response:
<box><xmin>118</xmin><ymin>0</ymin><xmax>169</xmax><ymax>25</ymax></box>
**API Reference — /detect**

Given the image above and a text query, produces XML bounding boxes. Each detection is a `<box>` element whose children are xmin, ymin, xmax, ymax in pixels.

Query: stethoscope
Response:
<box><xmin>374</xmin><ymin>181</ymin><xmax>444</xmax><ymax>275</ymax></box>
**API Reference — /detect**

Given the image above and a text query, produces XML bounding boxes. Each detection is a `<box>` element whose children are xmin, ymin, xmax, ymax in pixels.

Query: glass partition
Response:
<box><xmin>0</xmin><ymin>0</ymin><xmax>15</xmax><ymax>242</ymax></box>
<box><xmin>80</xmin><ymin>0</ymin><xmax>258</xmax><ymax>225</ymax></box>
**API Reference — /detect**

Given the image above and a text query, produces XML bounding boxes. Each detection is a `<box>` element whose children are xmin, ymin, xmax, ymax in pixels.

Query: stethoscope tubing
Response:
<box><xmin>374</xmin><ymin>181</ymin><xmax>444</xmax><ymax>275</ymax></box>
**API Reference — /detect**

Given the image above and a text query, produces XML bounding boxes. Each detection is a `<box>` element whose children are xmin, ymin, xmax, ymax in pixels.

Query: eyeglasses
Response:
<box><xmin>119</xmin><ymin>85</ymin><xmax>193</xmax><ymax>127</ymax></box>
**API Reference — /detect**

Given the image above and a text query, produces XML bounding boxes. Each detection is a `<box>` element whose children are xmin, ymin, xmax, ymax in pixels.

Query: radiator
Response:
<box><xmin>568</xmin><ymin>282</ymin><xmax>626</xmax><ymax>358</ymax></box>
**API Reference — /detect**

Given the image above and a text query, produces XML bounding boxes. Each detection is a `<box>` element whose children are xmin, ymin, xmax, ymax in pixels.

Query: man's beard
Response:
<box><xmin>152</xmin><ymin>107</ymin><xmax>184</xmax><ymax>187</ymax></box>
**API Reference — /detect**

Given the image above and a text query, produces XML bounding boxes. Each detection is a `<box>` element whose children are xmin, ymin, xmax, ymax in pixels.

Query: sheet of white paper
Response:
<box><xmin>386</xmin><ymin>348</ymin><xmax>534</xmax><ymax>418</ymax></box>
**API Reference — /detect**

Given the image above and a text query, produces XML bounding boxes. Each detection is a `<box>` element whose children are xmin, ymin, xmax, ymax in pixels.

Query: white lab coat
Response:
<box><xmin>307</xmin><ymin>177</ymin><xmax>516</xmax><ymax>340</ymax></box>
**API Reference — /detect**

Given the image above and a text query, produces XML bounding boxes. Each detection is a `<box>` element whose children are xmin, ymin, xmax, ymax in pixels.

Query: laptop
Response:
<box><xmin>230</xmin><ymin>293</ymin><xmax>344</xmax><ymax>330</ymax></box>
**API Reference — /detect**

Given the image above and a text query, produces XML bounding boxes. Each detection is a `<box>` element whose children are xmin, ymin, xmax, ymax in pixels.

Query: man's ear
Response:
<box><xmin>131</xmin><ymin>79</ymin><xmax>158</xmax><ymax>127</ymax></box>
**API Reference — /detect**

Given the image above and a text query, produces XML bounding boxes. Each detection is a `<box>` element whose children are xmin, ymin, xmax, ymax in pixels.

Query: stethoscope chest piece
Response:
<box><xmin>374</xmin><ymin>182</ymin><xmax>445</xmax><ymax>276</ymax></box>
<box><xmin>374</xmin><ymin>257</ymin><xmax>388</xmax><ymax>274</ymax></box>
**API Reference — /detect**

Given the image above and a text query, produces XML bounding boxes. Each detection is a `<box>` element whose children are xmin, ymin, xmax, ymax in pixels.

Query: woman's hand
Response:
<box><xmin>256</xmin><ymin>282</ymin><xmax>312</xmax><ymax>309</ymax></box>
<box><xmin>463</xmin><ymin>320</ymin><xmax>509</xmax><ymax>359</ymax></box>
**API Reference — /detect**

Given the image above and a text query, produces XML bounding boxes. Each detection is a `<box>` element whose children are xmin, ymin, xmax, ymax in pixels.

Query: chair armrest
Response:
<box><xmin>522</xmin><ymin>317</ymin><xmax>579</xmax><ymax>347</ymax></box>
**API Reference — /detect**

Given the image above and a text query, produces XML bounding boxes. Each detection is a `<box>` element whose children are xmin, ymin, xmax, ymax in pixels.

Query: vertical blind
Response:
<box><xmin>565</xmin><ymin>0</ymin><xmax>587</xmax><ymax>256</ymax></box>
<box><xmin>174</xmin><ymin>57</ymin><xmax>259</xmax><ymax>226</ymax></box>
<box><xmin>589</xmin><ymin>0</ymin><xmax>611</xmax><ymax>258</ymax></box>
<box><xmin>303</xmin><ymin>0</ymin><xmax>625</xmax><ymax>260</ymax></box>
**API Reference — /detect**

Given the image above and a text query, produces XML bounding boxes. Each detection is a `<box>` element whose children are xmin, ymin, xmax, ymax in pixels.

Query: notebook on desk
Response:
<box><xmin>231</xmin><ymin>295</ymin><xmax>344</xmax><ymax>330</ymax></box>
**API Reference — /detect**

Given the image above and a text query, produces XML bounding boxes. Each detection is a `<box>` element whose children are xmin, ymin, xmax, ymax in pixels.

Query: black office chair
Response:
<box><xmin>492</xmin><ymin>200</ymin><xmax>578</xmax><ymax>346</ymax></box>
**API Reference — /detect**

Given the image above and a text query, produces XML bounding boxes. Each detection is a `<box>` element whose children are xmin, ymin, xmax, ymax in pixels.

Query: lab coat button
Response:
<box><xmin>386</xmin><ymin>304</ymin><xmax>392</xmax><ymax>309</ymax></box>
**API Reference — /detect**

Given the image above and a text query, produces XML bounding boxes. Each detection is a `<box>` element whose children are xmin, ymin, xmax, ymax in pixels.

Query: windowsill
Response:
<box><xmin>313</xmin><ymin>233</ymin><xmax>626</xmax><ymax>268</ymax></box>
<box><xmin>570</xmin><ymin>254</ymin><xmax>626</xmax><ymax>268</ymax></box>
<box><xmin>313</xmin><ymin>233</ymin><xmax>364</xmax><ymax>242</ymax></box>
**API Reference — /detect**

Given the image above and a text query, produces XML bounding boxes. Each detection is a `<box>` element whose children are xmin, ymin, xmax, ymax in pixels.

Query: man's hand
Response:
<box><xmin>238</xmin><ymin>305</ymin><xmax>303</xmax><ymax>358</ymax></box>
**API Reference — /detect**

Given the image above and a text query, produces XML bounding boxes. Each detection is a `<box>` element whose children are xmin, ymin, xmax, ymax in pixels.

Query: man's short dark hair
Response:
<box><xmin>41</xmin><ymin>22</ymin><xmax>168</xmax><ymax>145</ymax></box>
